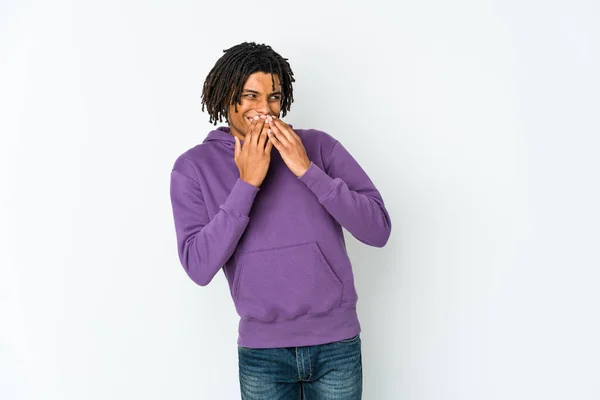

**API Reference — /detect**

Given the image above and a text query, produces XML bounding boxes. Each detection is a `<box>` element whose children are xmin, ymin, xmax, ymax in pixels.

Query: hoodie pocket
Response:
<box><xmin>232</xmin><ymin>241</ymin><xmax>343</xmax><ymax>321</ymax></box>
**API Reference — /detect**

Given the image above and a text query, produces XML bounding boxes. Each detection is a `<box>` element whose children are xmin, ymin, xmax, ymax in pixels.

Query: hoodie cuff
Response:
<box><xmin>298</xmin><ymin>162</ymin><xmax>338</xmax><ymax>200</ymax></box>
<box><xmin>222</xmin><ymin>178</ymin><xmax>260</xmax><ymax>217</ymax></box>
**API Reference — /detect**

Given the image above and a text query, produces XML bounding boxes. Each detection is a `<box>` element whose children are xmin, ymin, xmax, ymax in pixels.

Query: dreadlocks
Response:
<box><xmin>201</xmin><ymin>42</ymin><xmax>296</xmax><ymax>125</ymax></box>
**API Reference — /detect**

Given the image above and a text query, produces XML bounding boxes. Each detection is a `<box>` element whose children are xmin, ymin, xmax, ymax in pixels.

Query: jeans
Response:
<box><xmin>238</xmin><ymin>333</ymin><xmax>362</xmax><ymax>399</ymax></box>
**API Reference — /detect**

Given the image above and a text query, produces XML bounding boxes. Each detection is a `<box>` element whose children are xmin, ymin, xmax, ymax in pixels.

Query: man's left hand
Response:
<box><xmin>266</xmin><ymin>117</ymin><xmax>311</xmax><ymax>177</ymax></box>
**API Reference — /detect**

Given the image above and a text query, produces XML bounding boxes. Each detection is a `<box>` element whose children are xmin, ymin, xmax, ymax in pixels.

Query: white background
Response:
<box><xmin>1</xmin><ymin>0</ymin><xmax>599</xmax><ymax>399</ymax></box>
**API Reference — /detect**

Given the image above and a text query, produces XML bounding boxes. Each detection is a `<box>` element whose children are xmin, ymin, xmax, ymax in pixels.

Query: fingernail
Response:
<box><xmin>253</xmin><ymin>116</ymin><xmax>259</xmax><ymax>120</ymax></box>
<box><xmin>260</xmin><ymin>115</ymin><xmax>266</xmax><ymax>119</ymax></box>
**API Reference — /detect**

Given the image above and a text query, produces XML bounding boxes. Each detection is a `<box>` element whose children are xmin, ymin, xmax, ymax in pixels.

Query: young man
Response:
<box><xmin>170</xmin><ymin>42</ymin><xmax>391</xmax><ymax>399</ymax></box>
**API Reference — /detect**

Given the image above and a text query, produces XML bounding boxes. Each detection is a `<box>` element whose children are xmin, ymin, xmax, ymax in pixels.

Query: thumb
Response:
<box><xmin>234</xmin><ymin>136</ymin><xmax>240</xmax><ymax>160</ymax></box>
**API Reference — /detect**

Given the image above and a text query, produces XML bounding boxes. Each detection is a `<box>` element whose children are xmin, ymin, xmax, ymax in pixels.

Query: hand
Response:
<box><xmin>234</xmin><ymin>116</ymin><xmax>274</xmax><ymax>187</ymax></box>
<box><xmin>266</xmin><ymin>117</ymin><xmax>311</xmax><ymax>177</ymax></box>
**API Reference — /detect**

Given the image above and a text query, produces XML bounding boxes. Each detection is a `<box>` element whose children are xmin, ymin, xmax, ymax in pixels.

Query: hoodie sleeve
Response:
<box><xmin>170</xmin><ymin>157</ymin><xmax>259</xmax><ymax>286</ymax></box>
<box><xmin>297</xmin><ymin>139</ymin><xmax>392</xmax><ymax>247</ymax></box>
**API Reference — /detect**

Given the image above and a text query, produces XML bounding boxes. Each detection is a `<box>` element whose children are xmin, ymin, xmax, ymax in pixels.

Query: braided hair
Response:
<box><xmin>201</xmin><ymin>42</ymin><xmax>295</xmax><ymax>125</ymax></box>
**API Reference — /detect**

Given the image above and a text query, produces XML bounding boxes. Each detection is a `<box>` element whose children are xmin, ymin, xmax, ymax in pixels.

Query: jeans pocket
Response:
<box><xmin>337</xmin><ymin>333</ymin><xmax>361</xmax><ymax>344</ymax></box>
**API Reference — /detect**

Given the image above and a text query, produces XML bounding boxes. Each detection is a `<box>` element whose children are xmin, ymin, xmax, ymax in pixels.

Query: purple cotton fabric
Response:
<box><xmin>169</xmin><ymin>126</ymin><xmax>391</xmax><ymax>348</ymax></box>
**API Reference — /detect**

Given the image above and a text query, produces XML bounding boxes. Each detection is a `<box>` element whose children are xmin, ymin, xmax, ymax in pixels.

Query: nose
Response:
<box><xmin>255</xmin><ymin>96</ymin><xmax>270</xmax><ymax>115</ymax></box>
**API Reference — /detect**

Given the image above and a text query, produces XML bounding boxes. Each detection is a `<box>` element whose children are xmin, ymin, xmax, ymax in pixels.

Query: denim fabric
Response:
<box><xmin>238</xmin><ymin>333</ymin><xmax>362</xmax><ymax>399</ymax></box>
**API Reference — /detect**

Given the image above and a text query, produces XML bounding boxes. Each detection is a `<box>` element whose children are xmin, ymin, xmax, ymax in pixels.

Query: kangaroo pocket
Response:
<box><xmin>232</xmin><ymin>241</ymin><xmax>343</xmax><ymax>321</ymax></box>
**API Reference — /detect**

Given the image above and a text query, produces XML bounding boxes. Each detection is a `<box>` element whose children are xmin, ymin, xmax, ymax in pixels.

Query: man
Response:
<box><xmin>170</xmin><ymin>42</ymin><xmax>391</xmax><ymax>399</ymax></box>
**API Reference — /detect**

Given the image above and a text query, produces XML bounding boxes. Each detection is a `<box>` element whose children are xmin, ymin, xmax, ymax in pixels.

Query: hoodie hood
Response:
<box><xmin>203</xmin><ymin>126</ymin><xmax>236</xmax><ymax>149</ymax></box>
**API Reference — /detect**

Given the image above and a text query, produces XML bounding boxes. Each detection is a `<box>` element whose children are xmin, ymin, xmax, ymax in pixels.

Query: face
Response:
<box><xmin>227</xmin><ymin>71</ymin><xmax>282</xmax><ymax>140</ymax></box>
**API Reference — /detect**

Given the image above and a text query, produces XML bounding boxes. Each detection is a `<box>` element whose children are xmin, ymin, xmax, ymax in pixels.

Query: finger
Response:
<box><xmin>266</xmin><ymin>128</ymin><xmax>282</xmax><ymax>150</ymax></box>
<box><xmin>245</xmin><ymin>117</ymin><xmax>258</xmax><ymax>148</ymax></box>
<box><xmin>268</xmin><ymin>120</ymin><xmax>291</xmax><ymax>147</ymax></box>
<box><xmin>234</xmin><ymin>136</ymin><xmax>240</xmax><ymax>160</ymax></box>
<box><xmin>263</xmin><ymin>125</ymin><xmax>272</xmax><ymax>149</ymax></box>
<box><xmin>253</xmin><ymin>117</ymin><xmax>267</xmax><ymax>146</ymax></box>
<box><xmin>265</xmin><ymin>134</ymin><xmax>274</xmax><ymax>153</ymax></box>
<box><xmin>247</xmin><ymin>116</ymin><xmax>258</xmax><ymax>135</ymax></box>
<box><xmin>257</xmin><ymin>118</ymin><xmax>268</xmax><ymax>148</ymax></box>
<box><xmin>272</xmin><ymin>119</ymin><xmax>297</xmax><ymax>143</ymax></box>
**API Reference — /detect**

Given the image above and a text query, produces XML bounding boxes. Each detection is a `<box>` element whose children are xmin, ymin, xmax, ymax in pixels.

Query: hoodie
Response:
<box><xmin>169</xmin><ymin>126</ymin><xmax>391</xmax><ymax>348</ymax></box>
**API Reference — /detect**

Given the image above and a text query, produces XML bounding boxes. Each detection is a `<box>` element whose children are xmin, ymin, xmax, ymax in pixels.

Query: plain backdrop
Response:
<box><xmin>1</xmin><ymin>0</ymin><xmax>599</xmax><ymax>399</ymax></box>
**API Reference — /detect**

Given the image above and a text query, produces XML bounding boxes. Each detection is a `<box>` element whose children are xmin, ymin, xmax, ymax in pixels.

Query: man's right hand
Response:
<box><xmin>234</xmin><ymin>115</ymin><xmax>274</xmax><ymax>188</ymax></box>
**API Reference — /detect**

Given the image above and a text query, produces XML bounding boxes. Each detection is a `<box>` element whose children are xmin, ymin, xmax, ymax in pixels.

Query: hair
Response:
<box><xmin>201</xmin><ymin>42</ymin><xmax>295</xmax><ymax>125</ymax></box>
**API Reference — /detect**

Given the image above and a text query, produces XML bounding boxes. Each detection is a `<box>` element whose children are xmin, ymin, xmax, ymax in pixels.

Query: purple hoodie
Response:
<box><xmin>170</xmin><ymin>126</ymin><xmax>391</xmax><ymax>348</ymax></box>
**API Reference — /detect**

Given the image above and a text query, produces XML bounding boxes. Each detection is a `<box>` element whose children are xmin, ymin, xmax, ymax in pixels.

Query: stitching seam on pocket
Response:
<box><xmin>232</xmin><ymin>261</ymin><xmax>246</xmax><ymax>302</ymax></box>
<box><xmin>312</xmin><ymin>243</ymin><xmax>342</xmax><ymax>289</ymax></box>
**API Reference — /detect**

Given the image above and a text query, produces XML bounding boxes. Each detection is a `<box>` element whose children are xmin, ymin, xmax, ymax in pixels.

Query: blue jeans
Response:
<box><xmin>238</xmin><ymin>333</ymin><xmax>362</xmax><ymax>399</ymax></box>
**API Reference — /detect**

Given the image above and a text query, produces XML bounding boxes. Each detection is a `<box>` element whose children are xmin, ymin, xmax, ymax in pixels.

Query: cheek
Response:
<box><xmin>237</xmin><ymin>99</ymin><xmax>250</xmax><ymax>109</ymax></box>
<box><xmin>230</xmin><ymin>99</ymin><xmax>250</xmax><ymax>113</ymax></box>
<box><xmin>227</xmin><ymin>103</ymin><xmax>247</xmax><ymax>121</ymax></box>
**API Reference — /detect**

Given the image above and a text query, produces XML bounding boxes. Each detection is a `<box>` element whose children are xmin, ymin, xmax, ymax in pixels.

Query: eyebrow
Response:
<box><xmin>242</xmin><ymin>89</ymin><xmax>282</xmax><ymax>95</ymax></box>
